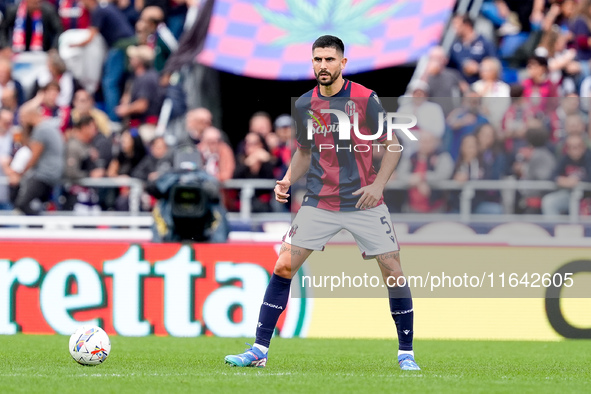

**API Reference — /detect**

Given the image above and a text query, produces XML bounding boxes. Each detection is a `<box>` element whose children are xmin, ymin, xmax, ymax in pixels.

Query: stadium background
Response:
<box><xmin>0</xmin><ymin>0</ymin><xmax>590</xmax><ymax>349</ymax></box>
<box><xmin>218</xmin><ymin>65</ymin><xmax>416</xmax><ymax>148</ymax></box>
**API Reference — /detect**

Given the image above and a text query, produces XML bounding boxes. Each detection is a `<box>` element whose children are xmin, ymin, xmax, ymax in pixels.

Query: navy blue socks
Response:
<box><xmin>388</xmin><ymin>283</ymin><xmax>414</xmax><ymax>351</ymax></box>
<box><xmin>253</xmin><ymin>274</ymin><xmax>413</xmax><ymax>353</ymax></box>
<box><xmin>254</xmin><ymin>274</ymin><xmax>292</xmax><ymax>350</ymax></box>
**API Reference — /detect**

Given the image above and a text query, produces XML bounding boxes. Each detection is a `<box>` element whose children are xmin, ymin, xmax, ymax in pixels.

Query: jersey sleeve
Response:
<box><xmin>366</xmin><ymin>91</ymin><xmax>388</xmax><ymax>143</ymax></box>
<box><xmin>293</xmin><ymin>99</ymin><xmax>312</xmax><ymax>149</ymax></box>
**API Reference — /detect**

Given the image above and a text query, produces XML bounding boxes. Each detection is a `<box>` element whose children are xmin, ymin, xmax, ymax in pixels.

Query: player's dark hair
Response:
<box><xmin>312</xmin><ymin>35</ymin><xmax>345</xmax><ymax>56</ymax></box>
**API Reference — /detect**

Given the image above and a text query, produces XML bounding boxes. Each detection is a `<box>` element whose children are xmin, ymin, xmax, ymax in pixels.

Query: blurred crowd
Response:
<box><xmin>0</xmin><ymin>0</ymin><xmax>204</xmax><ymax>214</ymax></box>
<box><xmin>0</xmin><ymin>0</ymin><xmax>591</xmax><ymax>217</ymax></box>
<box><xmin>392</xmin><ymin>1</ymin><xmax>591</xmax><ymax>216</ymax></box>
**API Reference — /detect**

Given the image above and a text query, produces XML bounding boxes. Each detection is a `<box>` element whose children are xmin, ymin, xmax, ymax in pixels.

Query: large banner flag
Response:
<box><xmin>196</xmin><ymin>0</ymin><xmax>455</xmax><ymax>80</ymax></box>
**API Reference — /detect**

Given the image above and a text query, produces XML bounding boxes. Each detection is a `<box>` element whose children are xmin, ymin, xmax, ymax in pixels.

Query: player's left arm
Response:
<box><xmin>353</xmin><ymin>136</ymin><xmax>401</xmax><ymax>209</ymax></box>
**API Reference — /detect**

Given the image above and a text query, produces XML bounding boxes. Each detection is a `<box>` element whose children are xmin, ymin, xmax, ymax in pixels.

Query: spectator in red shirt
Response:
<box><xmin>397</xmin><ymin>130</ymin><xmax>454</xmax><ymax>213</ymax></box>
<box><xmin>542</xmin><ymin>134</ymin><xmax>591</xmax><ymax>215</ymax></box>
<box><xmin>58</xmin><ymin>0</ymin><xmax>91</xmax><ymax>30</ymax></box>
<box><xmin>522</xmin><ymin>56</ymin><xmax>558</xmax><ymax>115</ymax></box>
<box><xmin>535</xmin><ymin>25</ymin><xmax>579</xmax><ymax>90</ymax></box>
<box><xmin>501</xmin><ymin>84</ymin><xmax>537</xmax><ymax>153</ymax></box>
<box><xmin>39</xmin><ymin>80</ymin><xmax>71</xmax><ymax>134</ymax></box>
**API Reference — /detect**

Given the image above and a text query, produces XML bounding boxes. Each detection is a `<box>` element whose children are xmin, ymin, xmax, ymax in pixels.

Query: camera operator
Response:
<box><xmin>147</xmin><ymin>142</ymin><xmax>228</xmax><ymax>242</ymax></box>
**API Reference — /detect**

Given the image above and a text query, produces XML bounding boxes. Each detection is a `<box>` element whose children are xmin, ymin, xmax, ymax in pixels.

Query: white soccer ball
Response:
<box><xmin>69</xmin><ymin>326</ymin><xmax>111</xmax><ymax>366</ymax></box>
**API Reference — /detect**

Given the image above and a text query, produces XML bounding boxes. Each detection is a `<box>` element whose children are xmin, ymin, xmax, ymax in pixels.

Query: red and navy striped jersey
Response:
<box><xmin>294</xmin><ymin>79</ymin><xmax>388</xmax><ymax>211</ymax></box>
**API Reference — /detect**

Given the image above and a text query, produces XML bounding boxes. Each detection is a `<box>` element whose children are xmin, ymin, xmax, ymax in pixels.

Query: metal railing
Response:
<box><xmin>0</xmin><ymin>176</ymin><xmax>144</xmax><ymax>215</ymax></box>
<box><xmin>222</xmin><ymin>178</ymin><xmax>591</xmax><ymax>223</ymax></box>
<box><xmin>0</xmin><ymin>176</ymin><xmax>278</xmax><ymax>221</ymax></box>
<box><xmin>222</xmin><ymin>178</ymin><xmax>277</xmax><ymax>221</ymax></box>
<box><xmin>76</xmin><ymin>177</ymin><xmax>144</xmax><ymax>215</ymax></box>
<box><xmin>1</xmin><ymin>176</ymin><xmax>590</xmax><ymax>223</ymax></box>
<box><xmin>384</xmin><ymin>179</ymin><xmax>591</xmax><ymax>223</ymax></box>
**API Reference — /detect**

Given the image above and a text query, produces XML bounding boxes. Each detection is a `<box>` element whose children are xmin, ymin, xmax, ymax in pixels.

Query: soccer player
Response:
<box><xmin>225</xmin><ymin>35</ymin><xmax>420</xmax><ymax>371</ymax></box>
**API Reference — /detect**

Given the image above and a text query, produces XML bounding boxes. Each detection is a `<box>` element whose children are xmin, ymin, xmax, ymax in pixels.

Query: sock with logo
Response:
<box><xmin>388</xmin><ymin>283</ymin><xmax>414</xmax><ymax>351</ymax></box>
<box><xmin>254</xmin><ymin>274</ymin><xmax>292</xmax><ymax>351</ymax></box>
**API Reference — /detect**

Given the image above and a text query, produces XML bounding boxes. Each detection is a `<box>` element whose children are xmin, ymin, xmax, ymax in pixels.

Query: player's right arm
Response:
<box><xmin>276</xmin><ymin>97</ymin><xmax>314</xmax><ymax>203</ymax></box>
<box><xmin>275</xmin><ymin>147</ymin><xmax>311</xmax><ymax>203</ymax></box>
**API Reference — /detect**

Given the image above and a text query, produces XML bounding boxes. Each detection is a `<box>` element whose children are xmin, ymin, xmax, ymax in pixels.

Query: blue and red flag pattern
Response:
<box><xmin>197</xmin><ymin>0</ymin><xmax>455</xmax><ymax>80</ymax></box>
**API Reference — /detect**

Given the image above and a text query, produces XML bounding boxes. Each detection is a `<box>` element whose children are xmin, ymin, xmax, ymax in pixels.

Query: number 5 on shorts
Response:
<box><xmin>380</xmin><ymin>216</ymin><xmax>392</xmax><ymax>234</ymax></box>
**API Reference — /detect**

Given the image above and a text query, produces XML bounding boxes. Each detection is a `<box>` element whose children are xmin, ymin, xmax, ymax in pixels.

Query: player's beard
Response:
<box><xmin>315</xmin><ymin>69</ymin><xmax>340</xmax><ymax>86</ymax></box>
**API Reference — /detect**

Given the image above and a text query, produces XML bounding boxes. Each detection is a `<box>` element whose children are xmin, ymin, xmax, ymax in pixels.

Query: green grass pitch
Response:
<box><xmin>0</xmin><ymin>335</ymin><xmax>589</xmax><ymax>393</ymax></box>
